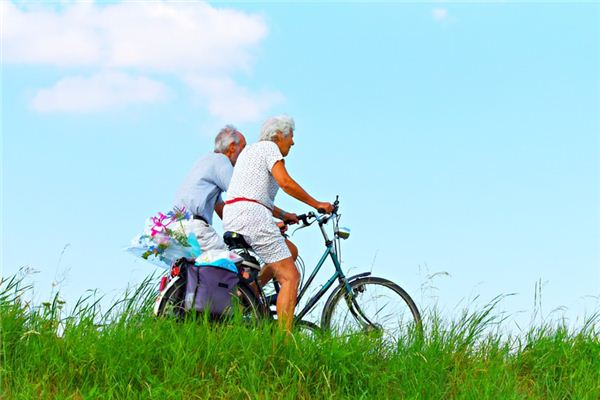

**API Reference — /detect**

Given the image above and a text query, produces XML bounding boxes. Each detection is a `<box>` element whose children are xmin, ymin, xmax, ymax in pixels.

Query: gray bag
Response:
<box><xmin>184</xmin><ymin>264</ymin><xmax>239</xmax><ymax>316</ymax></box>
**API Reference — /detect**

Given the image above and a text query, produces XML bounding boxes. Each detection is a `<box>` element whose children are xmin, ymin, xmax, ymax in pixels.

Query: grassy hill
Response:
<box><xmin>1</xmin><ymin>275</ymin><xmax>598</xmax><ymax>399</ymax></box>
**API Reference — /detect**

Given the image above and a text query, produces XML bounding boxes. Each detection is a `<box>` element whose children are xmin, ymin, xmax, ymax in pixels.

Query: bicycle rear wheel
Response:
<box><xmin>231</xmin><ymin>283</ymin><xmax>268</xmax><ymax>324</ymax></box>
<box><xmin>155</xmin><ymin>280</ymin><xmax>265</xmax><ymax>323</ymax></box>
<box><xmin>155</xmin><ymin>278</ymin><xmax>186</xmax><ymax>320</ymax></box>
<box><xmin>321</xmin><ymin>277</ymin><xmax>421</xmax><ymax>342</ymax></box>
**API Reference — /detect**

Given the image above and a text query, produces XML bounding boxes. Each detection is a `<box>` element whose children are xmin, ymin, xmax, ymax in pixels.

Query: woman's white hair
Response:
<box><xmin>259</xmin><ymin>115</ymin><xmax>295</xmax><ymax>142</ymax></box>
<box><xmin>214</xmin><ymin>124</ymin><xmax>242</xmax><ymax>153</ymax></box>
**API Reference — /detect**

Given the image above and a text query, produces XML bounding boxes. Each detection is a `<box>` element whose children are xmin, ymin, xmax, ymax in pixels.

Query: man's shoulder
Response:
<box><xmin>185</xmin><ymin>153</ymin><xmax>229</xmax><ymax>177</ymax></box>
<box><xmin>197</xmin><ymin>152</ymin><xmax>229</xmax><ymax>166</ymax></box>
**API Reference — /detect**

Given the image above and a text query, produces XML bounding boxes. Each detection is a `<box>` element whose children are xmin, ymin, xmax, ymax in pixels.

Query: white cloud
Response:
<box><xmin>31</xmin><ymin>71</ymin><xmax>169</xmax><ymax>112</ymax></box>
<box><xmin>4</xmin><ymin>1</ymin><xmax>267</xmax><ymax>72</ymax></box>
<box><xmin>5</xmin><ymin>1</ymin><xmax>278</xmax><ymax>120</ymax></box>
<box><xmin>432</xmin><ymin>8</ymin><xmax>449</xmax><ymax>23</ymax></box>
<box><xmin>186</xmin><ymin>76</ymin><xmax>284</xmax><ymax>123</ymax></box>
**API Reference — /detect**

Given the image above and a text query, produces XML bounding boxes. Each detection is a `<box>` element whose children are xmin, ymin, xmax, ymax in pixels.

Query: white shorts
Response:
<box><xmin>223</xmin><ymin>202</ymin><xmax>291</xmax><ymax>264</ymax></box>
<box><xmin>179</xmin><ymin>218</ymin><xmax>226</xmax><ymax>252</ymax></box>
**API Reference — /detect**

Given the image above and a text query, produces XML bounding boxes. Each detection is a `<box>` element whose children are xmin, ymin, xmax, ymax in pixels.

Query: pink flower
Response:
<box><xmin>150</xmin><ymin>212</ymin><xmax>173</xmax><ymax>236</ymax></box>
<box><xmin>154</xmin><ymin>233</ymin><xmax>170</xmax><ymax>245</ymax></box>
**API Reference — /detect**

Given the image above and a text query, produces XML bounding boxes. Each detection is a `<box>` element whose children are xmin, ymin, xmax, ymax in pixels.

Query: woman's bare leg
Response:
<box><xmin>259</xmin><ymin>239</ymin><xmax>298</xmax><ymax>286</ymax></box>
<box><xmin>286</xmin><ymin>239</ymin><xmax>298</xmax><ymax>261</ymax></box>
<box><xmin>264</xmin><ymin>257</ymin><xmax>299</xmax><ymax>332</ymax></box>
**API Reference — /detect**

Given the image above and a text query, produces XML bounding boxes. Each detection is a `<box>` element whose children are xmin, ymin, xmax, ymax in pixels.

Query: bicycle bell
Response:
<box><xmin>335</xmin><ymin>227</ymin><xmax>351</xmax><ymax>240</ymax></box>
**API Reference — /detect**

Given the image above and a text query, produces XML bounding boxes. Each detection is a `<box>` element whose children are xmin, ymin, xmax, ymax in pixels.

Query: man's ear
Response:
<box><xmin>227</xmin><ymin>141</ymin><xmax>237</xmax><ymax>154</ymax></box>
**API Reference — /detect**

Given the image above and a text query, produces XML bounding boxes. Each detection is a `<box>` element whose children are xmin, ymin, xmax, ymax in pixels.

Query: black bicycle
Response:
<box><xmin>155</xmin><ymin>197</ymin><xmax>421</xmax><ymax>340</ymax></box>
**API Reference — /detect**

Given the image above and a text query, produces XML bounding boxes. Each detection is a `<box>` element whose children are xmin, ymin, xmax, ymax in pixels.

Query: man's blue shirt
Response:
<box><xmin>173</xmin><ymin>152</ymin><xmax>232</xmax><ymax>225</ymax></box>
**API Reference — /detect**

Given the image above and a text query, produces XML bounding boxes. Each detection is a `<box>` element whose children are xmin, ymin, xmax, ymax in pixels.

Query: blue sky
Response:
<box><xmin>2</xmin><ymin>1</ymin><xmax>599</xmax><ymax>329</ymax></box>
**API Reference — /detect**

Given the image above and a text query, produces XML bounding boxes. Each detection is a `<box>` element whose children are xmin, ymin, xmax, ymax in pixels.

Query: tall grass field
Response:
<box><xmin>1</xmin><ymin>274</ymin><xmax>598</xmax><ymax>399</ymax></box>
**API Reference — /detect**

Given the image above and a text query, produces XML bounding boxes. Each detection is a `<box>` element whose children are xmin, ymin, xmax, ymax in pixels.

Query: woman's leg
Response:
<box><xmin>258</xmin><ymin>264</ymin><xmax>275</xmax><ymax>286</ymax></box>
<box><xmin>259</xmin><ymin>239</ymin><xmax>297</xmax><ymax>286</ymax></box>
<box><xmin>264</xmin><ymin>257</ymin><xmax>300</xmax><ymax>332</ymax></box>
<box><xmin>286</xmin><ymin>239</ymin><xmax>298</xmax><ymax>261</ymax></box>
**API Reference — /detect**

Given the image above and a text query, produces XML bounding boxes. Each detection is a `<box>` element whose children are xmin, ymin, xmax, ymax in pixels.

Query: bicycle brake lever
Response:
<box><xmin>291</xmin><ymin>221</ymin><xmax>313</xmax><ymax>236</ymax></box>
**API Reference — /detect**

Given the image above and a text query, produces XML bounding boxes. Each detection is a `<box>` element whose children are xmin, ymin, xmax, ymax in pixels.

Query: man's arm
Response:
<box><xmin>213</xmin><ymin>158</ymin><xmax>232</xmax><ymax>220</ymax></box>
<box><xmin>214</xmin><ymin>158</ymin><xmax>234</xmax><ymax>192</ymax></box>
<box><xmin>214</xmin><ymin>201</ymin><xmax>225</xmax><ymax>220</ymax></box>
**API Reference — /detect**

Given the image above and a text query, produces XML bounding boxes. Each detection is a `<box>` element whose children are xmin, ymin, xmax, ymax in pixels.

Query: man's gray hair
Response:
<box><xmin>214</xmin><ymin>124</ymin><xmax>242</xmax><ymax>153</ymax></box>
<box><xmin>259</xmin><ymin>115</ymin><xmax>295</xmax><ymax>142</ymax></box>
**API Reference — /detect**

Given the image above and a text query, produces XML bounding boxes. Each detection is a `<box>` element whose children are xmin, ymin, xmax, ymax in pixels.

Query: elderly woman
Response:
<box><xmin>223</xmin><ymin>115</ymin><xmax>333</xmax><ymax>332</ymax></box>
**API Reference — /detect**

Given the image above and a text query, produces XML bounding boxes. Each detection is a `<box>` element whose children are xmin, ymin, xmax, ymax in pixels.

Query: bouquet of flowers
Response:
<box><xmin>127</xmin><ymin>207</ymin><xmax>201</xmax><ymax>268</ymax></box>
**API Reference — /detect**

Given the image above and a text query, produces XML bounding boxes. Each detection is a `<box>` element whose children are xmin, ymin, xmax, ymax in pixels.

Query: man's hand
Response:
<box><xmin>282</xmin><ymin>212</ymin><xmax>299</xmax><ymax>225</ymax></box>
<box><xmin>315</xmin><ymin>202</ymin><xmax>334</xmax><ymax>214</ymax></box>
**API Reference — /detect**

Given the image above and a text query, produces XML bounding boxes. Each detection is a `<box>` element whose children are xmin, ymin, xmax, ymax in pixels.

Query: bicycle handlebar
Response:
<box><xmin>283</xmin><ymin>196</ymin><xmax>340</xmax><ymax>226</ymax></box>
<box><xmin>296</xmin><ymin>213</ymin><xmax>312</xmax><ymax>225</ymax></box>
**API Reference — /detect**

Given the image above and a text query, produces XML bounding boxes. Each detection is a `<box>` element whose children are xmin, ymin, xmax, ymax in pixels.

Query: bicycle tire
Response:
<box><xmin>321</xmin><ymin>276</ymin><xmax>421</xmax><ymax>341</ymax></box>
<box><xmin>155</xmin><ymin>278</ymin><xmax>186</xmax><ymax>320</ymax></box>
<box><xmin>232</xmin><ymin>283</ymin><xmax>270</xmax><ymax>324</ymax></box>
<box><xmin>295</xmin><ymin>319</ymin><xmax>321</xmax><ymax>338</ymax></box>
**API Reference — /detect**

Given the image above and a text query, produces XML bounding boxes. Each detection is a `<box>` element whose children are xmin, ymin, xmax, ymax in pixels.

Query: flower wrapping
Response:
<box><xmin>127</xmin><ymin>207</ymin><xmax>198</xmax><ymax>268</ymax></box>
<box><xmin>127</xmin><ymin>206</ymin><xmax>242</xmax><ymax>270</ymax></box>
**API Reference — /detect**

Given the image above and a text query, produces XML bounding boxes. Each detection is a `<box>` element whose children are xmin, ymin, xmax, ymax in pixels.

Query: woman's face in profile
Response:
<box><xmin>277</xmin><ymin>130</ymin><xmax>295</xmax><ymax>157</ymax></box>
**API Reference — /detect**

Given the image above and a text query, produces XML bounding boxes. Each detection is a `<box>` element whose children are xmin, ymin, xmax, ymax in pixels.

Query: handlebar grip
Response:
<box><xmin>317</xmin><ymin>208</ymin><xmax>327</xmax><ymax>214</ymax></box>
<box><xmin>296</xmin><ymin>213</ymin><xmax>309</xmax><ymax>225</ymax></box>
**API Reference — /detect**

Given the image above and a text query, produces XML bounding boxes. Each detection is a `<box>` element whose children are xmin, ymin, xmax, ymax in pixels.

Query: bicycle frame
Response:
<box><xmin>294</xmin><ymin>243</ymin><xmax>343</xmax><ymax>320</ymax></box>
<box><xmin>245</xmin><ymin>199</ymin><xmax>380</xmax><ymax>328</ymax></box>
<box><xmin>288</xmin><ymin>210</ymin><xmax>355</xmax><ymax>322</ymax></box>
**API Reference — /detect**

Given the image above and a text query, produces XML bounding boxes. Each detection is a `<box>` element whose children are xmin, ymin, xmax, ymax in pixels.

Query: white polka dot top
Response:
<box><xmin>225</xmin><ymin>141</ymin><xmax>284</xmax><ymax>210</ymax></box>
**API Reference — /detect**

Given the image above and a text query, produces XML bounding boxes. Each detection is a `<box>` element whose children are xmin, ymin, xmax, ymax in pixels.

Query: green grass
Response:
<box><xmin>1</xmin><ymin>275</ymin><xmax>598</xmax><ymax>399</ymax></box>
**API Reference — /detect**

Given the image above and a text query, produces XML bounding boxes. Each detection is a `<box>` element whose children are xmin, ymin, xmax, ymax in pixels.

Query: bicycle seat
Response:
<box><xmin>223</xmin><ymin>231</ymin><xmax>260</xmax><ymax>271</ymax></box>
<box><xmin>223</xmin><ymin>231</ymin><xmax>251</xmax><ymax>250</ymax></box>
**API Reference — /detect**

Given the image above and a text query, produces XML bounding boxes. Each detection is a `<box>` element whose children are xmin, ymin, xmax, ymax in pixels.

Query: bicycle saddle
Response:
<box><xmin>223</xmin><ymin>231</ymin><xmax>251</xmax><ymax>250</ymax></box>
<box><xmin>223</xmin><ymin>231</ymin><xmax>260</xmax><ymax>271</ymax></box>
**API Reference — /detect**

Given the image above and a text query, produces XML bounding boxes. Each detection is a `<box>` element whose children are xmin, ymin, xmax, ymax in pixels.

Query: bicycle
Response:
<box><xmin>155</xmin><ymin>197</ymin><xmax>422</xmax><ymax>341</ymax></box>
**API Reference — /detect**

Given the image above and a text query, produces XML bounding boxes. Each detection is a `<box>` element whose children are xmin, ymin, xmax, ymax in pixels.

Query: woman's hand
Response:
<box><xmin>282</xmin><ymin>212</ymin><xmax>299</xmax><ymax>225</ymax></box>
<box><xmin>315</xmin><ymin>202</ymin><xmax>334</xmax><ymax>214</ymax></box>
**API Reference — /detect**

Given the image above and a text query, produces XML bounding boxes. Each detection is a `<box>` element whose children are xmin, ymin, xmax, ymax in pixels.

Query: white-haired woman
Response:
<box><xmin>223</xmin><ymin>115</ymin><xmax>333</xmax><ymax>332</ymax></box>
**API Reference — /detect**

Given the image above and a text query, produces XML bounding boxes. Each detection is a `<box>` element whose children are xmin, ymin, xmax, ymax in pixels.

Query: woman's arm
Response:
<box><xmin>272</xmin><ymin>205</ymin><xmax>299</xmax><ymax>224</ymax></box>
<box><xmin>271</xmin><ymin>160</ymin><xmax>333</xmax><ymax>213</ymax></box>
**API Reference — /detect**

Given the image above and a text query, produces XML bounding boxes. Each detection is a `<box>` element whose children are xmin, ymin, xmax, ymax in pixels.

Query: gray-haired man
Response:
<box><xmin>174</xmin><ymin>125</ymin><xmax>246</xmax><ymax>252</ymax></box>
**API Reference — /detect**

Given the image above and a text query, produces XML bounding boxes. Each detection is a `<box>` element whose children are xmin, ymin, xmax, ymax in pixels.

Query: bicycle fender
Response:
<box><xmin>346</xmin><ymin>272</ymin><xmax>372</xmax><ymax>282</ymax></box>
<box><xmin>320</xmin><ymin>272</ymin><xmax>372</xmax><ymax>323</ymax></box>
<box><xmin>153</xmin><ymin>276</ymin><xmax>182</xmax><ymax>316</ymax></box>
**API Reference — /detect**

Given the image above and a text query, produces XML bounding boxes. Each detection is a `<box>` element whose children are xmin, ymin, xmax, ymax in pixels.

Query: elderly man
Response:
<box><xmin>174</xmin><ymin>125</ymin><xmax>246</xmax><ymax>252</ymax></box>
<box><xmin>223</xmin><ymin>115</ymin><xmax>333</xmax><ymax>332</ymax></box>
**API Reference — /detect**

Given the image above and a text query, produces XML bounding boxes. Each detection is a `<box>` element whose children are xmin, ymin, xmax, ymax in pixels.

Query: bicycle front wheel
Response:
<box><xmin>321</xmin><ymin>277</ymin><xmax>421</xmax><ymax>341</ymax></box>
